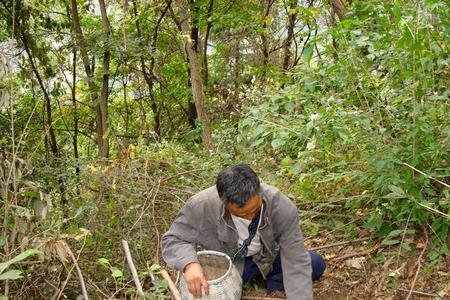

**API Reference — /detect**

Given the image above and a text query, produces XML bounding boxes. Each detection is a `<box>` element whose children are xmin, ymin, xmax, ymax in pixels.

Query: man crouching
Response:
<box><xmin>161</xmin><ymin>164</ymin><xmax>325</xmax><ymax>299</ymax></box>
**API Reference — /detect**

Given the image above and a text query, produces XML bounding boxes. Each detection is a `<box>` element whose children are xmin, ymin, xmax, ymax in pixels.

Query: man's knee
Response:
<box><xmin>308</xmin><ymin>250</ymin><xmax>326</xmax><ymax>281</ymax></box>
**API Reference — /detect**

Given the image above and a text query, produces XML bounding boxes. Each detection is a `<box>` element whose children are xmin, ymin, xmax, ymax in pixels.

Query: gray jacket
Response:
<box><xmin>161</xmin><ymin>183</ymin><xmax>313</xmax><ymax>300</ymax></box>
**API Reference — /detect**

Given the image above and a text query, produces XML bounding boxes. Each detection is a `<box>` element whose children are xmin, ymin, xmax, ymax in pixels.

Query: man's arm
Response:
<box><xmin>274</xmin><ymin>192</ymin><xmax>313</xmax><ymax>300</ymax></box>
<box><xmin>161</xmin><ymin>200</ymin><xmax>199</xmax><ymax>270</ymax></box>
<box><xmin>161</xmin><ymin>200</ymin><xmax>210</xmax><ymax>297</ymax></box>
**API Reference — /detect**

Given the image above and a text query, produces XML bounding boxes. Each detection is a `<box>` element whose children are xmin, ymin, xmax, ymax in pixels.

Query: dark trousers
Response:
<box><xmin>242</xmin><ymin>250</ymin><xmax>325</xmax><ymax>292</ymax></box>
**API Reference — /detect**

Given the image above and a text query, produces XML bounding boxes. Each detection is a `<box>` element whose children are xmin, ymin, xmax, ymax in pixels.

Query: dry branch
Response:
<box><xmin>242</xmin><ymin>297</ymin><xmax>285</xmax><ymax>300</ymax></box>
<box><xmin>310</xmin><ymin>237</ymin><xmax>373</xmax><ymax>251</ymax></box>
<box><xmin>121</xmin><ymin>240</ymin><xmax>145</xmax><ymax>298</ymax></box>
<box><xmin>65</xmin><ymin>243</ymin><xmax>89</xmax><ymax>300</ymax></box>
<box><xmin>397</xmin><ymin>288</ymin><xmax>437</xmax><ymax>298</ymax></box>
<box><xmin>402</xmin><ymin>162</ymin><xmax>450</xmax><ymax>188</ymax></box>
<box><xmin>406</xmin><ymin>229</ymin><xmax>428</xmax><ymax>300</ymax></box>
<box><xmin>160</xmin><ymin>269</ymin><xmax>181</xmax><ymax>300</ymax></box>
<box><xmin>332</xmin><ymin>245</ymin><xmax>381</xmax><ymax>261</ymax></box>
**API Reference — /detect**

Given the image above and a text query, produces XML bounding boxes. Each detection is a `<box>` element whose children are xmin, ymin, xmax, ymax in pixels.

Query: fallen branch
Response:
<box><xmin>122</xmin><ymin>240</ymin><xmax>145</xmax><ymax>298</ymax></box>
<box><xmin>52</xmin><ymin>269</ymin><xmax>73</xmax><ymax>300</ymax></box>
<box><xmin>397</xmin><ymin>288</ymin><xmax>437</xmax><ymax>298</ymax></box>
<box><xmin>406</xmin><ymin>229</ymin><xmax>428</xmax><ymax>300</ymax></box>
<box><xmin>160</xmin><ymin>269</ymin><xmax>181</xmax><ymax>300</ymax></box>
<box><xmin>65</xmin><ymin>242</ymin><xmax>89</xmax><ymax>300</ymax></box>
<box><xmin>299</xmin><ymin>210</ymin><xmax>349</xmax><ymax>219</ymax></box>
<box><xmin>310</xmin><ymin>237</ymin><xmax>373</xmax><ymax>251</ymax></box>
<box><xmin>242</xmin><ymin>297</ymin><xmax>285</xmax><ymax>300</ymax></box>
<box><xmin>332</xmin><ymin>245</ymin><xmax>380</xmax><ymax>261</ymax></box>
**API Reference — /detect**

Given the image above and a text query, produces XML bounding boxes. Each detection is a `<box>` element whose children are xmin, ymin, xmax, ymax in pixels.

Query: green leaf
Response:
<box><xmin>0</xmin><ymin>236</ymin><xmax>6</xmax><ymax>247</ymax></box>
<box><xmin>250</xmin><ymin>138</ymin><xmax>265</xmax><ymax>148</ymax></box>
<box><xmin>281</xmin><ymin>156</ymin><xmax>293</xmax><ymax>167</ymax></box>
<box><xmin>271</xmin><ymin>139</ymin><xmax>285</xmax><ymax>149</ymax></box>
<box><xmin>388</xmin><ymin>185</ymin><xmax>405</xmax><ymax>196</ymax></box>
<box><xmin>302</xmin><ymin>44</ymin><xmax>314</xmax><ymax>64</ymax></box>
<box><xmin>401</xmin><ymin>243</ymin><xmax>412</xmax><ymax>251</ymax></box>
<box><xmin>150</xmin><ymin>263</ymin><xmax>161</xmax><ymax>272</ymax></box>
<box><xmin>111</xmin><ymin>267</ymin><xmax>123</xmax><ymax>278</ymax></box>
<box><xmin>381</xmin><ymin>239</ymin><xmax>400</xmax><ymax>246</ymax></box>
<box><xmin>98</xmin><ymin>258</ymin><xmax>110</xmax><ymax>267</ymax></box>
<box><xmin>385</xmin><ymin>185</ymin><xmax>407</xmax><ymax>199</ymax></box>
<box><xmin>387</xmin><ymin>229</ymin><xmax>403</xmax><ymax>237</ymax></box>
<box><xmin>0</xmin><ymin>270</ymin><xmax>22</xmax><ymax>280</ymax></box>
<box><xmin>284</xmin><ymin>101</ymin><xmax>295</xmax><ymax>112</ymax></box>
<box><xmin>0</xmin><ymin>249</ymin><xmax>40</xmax><ymax>273</ymax></box>
<box><xmin>291</xmin><ymin>162</ymin><xmax>302</xmax><ymax>175</ymax></box>
<box><xmin>0</xmin><ymin>295</ymin><xmax>8</xmax><ymax>300</ymax></box>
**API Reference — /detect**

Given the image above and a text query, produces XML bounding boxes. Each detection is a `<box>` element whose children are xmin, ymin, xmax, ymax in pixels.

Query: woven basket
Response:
<box><xmin>180</xmin><ymin>250</ymin><xmax>242</xmax><ymax>300</ymax></box>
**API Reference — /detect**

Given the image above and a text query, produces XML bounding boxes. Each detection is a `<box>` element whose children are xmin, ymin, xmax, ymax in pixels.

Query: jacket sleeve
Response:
<box><xmin>274</xmin><ymin>192</ymin><xmax>313</xmax><ymax>300</ymax></box>
<box><xmin>161</xmin><ymin>200</ymin><xmax>201</xmax><ymax>271</ymax></box>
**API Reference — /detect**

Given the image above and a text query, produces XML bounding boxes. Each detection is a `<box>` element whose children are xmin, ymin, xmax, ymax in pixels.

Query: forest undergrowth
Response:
<box><xmin>1</xmin><ymin>0</ymin><xmax>449</xmax><ymax>299</ymax></box>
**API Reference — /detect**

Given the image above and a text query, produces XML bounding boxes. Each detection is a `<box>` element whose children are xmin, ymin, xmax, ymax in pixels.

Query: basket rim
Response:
<box><xmin>197</xmin><ymin>250</ymin><xmax>233</xmax><ymax>284</ymax></box>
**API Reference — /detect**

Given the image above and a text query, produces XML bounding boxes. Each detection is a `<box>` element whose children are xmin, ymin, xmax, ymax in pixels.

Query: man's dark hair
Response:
<box><xmin>216</xmin><ymin>164</ymin><xmax>260</xmax><ymax>207</ymax></box>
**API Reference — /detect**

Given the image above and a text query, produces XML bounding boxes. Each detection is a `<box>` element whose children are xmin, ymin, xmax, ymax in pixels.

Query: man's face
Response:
<box><xmin>226</xmin><ymin>194</ymin><xmax>262</xmax><ymax>220</ymax></box>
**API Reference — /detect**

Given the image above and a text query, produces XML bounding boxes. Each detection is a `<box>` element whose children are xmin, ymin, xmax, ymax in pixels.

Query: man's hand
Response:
<box><xmin>184</xmin><ymin>262</ymin><xmax>209</xmax><ymax>298</ymax></box>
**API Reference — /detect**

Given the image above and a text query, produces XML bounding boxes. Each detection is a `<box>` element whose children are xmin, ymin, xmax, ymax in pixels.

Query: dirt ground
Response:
<box><xmin>240</xmin><ymin>232</ymin><xmax>450</xmax><ymax>300</ymax></box>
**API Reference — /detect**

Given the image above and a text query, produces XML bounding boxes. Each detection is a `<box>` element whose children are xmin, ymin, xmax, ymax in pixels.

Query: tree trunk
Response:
<box><xmin>202</xmin><ymin>0</ymin><xmax>214</xmax><ymax>86</ymax></box>
<box><xmin>70</xmin><ymin>0</ymin><xmax>108</xmax><ymax>158</ymax></box>
<box><xmin>21</xmin><ymin>34</ymin><xmax>59</xmax><ymax>157</ymax></box>
<box><xmin>167</xmin><ymin>3</ymin><xmax>198</xmax><ymax>129</ymax></box>
<box><xmin>176</xmin><ymin>0</ymin><xmax>214</xmax><ymax>151</ymax></box>
<box><xmin>260</xmin><ymin>0</ymin><xmax>274</xmax><ymax>79</ymax></box>
<box><xmin>20</xmin><ymin>31</ymin><xmax>66</xmax><ymax>205</ymax></box>
<box><xmin>330</xmin><ymin>0</ymin><xmax>348</xmax><ymax>21</ymax></box>
<box><xmin>282</xmin><ymin>0</ymin><xmax>297</xmax><ymax>72</ymax></box>
<box><xmin>132</xmin><ymin>0</ymin><xmax>169</xmax><ymax>140</ymax></box>
<box><xmin>98</xmin><ymin>0</ymin><xmax>111</xmax><ymax>158</ymax></box>
<box><xmin>72</xmin><ymin>50</ymin><xmax>80</xmax><ymax>195</ymax></box>
<box><xmin>328</xmin><ymin>0</ymin><xmax>348</xmax><ymax>61</ymax></box>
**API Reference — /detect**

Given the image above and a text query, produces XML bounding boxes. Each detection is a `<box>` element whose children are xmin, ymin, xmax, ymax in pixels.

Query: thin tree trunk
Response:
<box><xmin>66</xmin><ymin>5</ymin><xmax>81</xmax><ymax>194</ymax></box>
<box><xmin>176</xmin><ymin>0</ymin><xmax>214</xmax><ymax>151</ymax></box>
<box><xmin>282</xmin><ymin>0</ymin><xmax>297</xmax><ymax>72</ymax></box>
<box><xmin>331</xmin><ymin>0</ymin><xmax>348</xmax><ymax>21</ymax></box>
<box><xmin>202</xmin><ymin>0</ymin><xmax>214</xmax><ymax>86</ymax></box>
<box><xmin>260</xmin><ymin>0</ymin><xmax>275</xmax><ymax>79</ymax></box>
<box><xmin>20</xmin><ymin>32</ymin><xmax>66</xmax><ymax>205</ymax></box>
<box><xmin>72</xmin><ymin>50</ymin><xmax>80</xmax><ymax>195</ymax></box>
<box><xmin>123</xmin><ymin>66</ymin><xmax>130</xmax><ymax>133</ymax></box>
<box><xmin>132</xmin><ymin>0</ymin><xmax>170</xmax><ymax>140</ymax></box>
<box><xmin>70</xmin><ymin>0</ymin><xmax>108</xmax><ymax>158</ymax></box>
<box><xmin>168</xmin><ymin>2</ymin><xmax>198</xmax><ymax>129</ymax></box>
<box><xmin>98</xmin><ymin>0</ymin><xmax>110</xmax><ymax>158</ymax></box>
<box><xmin>21</xmin><ymin>35</ymin><xmax>59</xmax><ymax>157</ymax></box>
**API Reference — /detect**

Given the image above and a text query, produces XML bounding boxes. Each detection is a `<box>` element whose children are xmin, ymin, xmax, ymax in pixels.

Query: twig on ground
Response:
<box><xmin>53</xmin><ymin>269</ymin><xmax>73</xmax><ymax>300</ymax></box>
<box><xmin>65</xmin><ymin>242</ymin><xmax>89</xmax><ymax>300</ymax></box>
<box><xmin>242</xmin><ymin>297</ymin><xmax>286</xmax><ymax>300</ymax></box>
<box><xmin>304</xmin><ymin>218</ymin><xmax>362</xmax><ymax>241</ymax></box>
<box><xmin>160</xmin><ymin>269</ymin><xmax>181</xmax><ymax>300</ymax></box>
<box><xmin>398</xmin><ymin>288</ymin><xmax>437</xmax><ymax>298</ymax></box>
<box><xmin>396</xmin><ymin>209</ymin><xmax>412</xmax><ymax>267</ymax></box>
<box><xmin>406</xmin><ymin>229</ymin><xmax>429</xmax><ymax>300</ymax></box>
<box><xmin>332</xmin><ymin>245</ymin><xmax>380</xmax><ymax>261</ymax></box>
<box><xmin>310</xmin><ymin>236</ymin><xmax>373</xmax><ymax>251</ymax></box>
<box><xmin>299</xmin><ymin>210</ymin><xmax>349</xmax><ymax>219</ymax></box>
<box><xmin>86</xmin><ymin>278</ymin><xmax>109</xmax><ymax>299</ymax></box>
<box><xmin>122</xmin><ymin>240</ymin><xmax>145</xmax><ymax>298</ymax></box>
